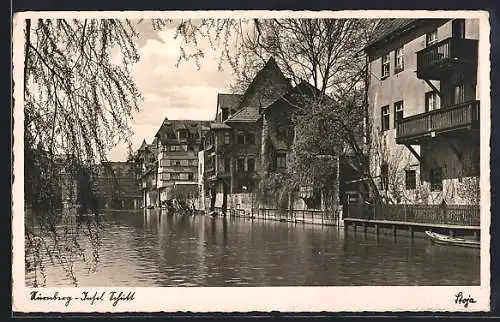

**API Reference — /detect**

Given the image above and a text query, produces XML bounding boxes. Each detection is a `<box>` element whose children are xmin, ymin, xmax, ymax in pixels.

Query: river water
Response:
<box><xmin>25</xmin><ymin>210</ymin><xmax>480</xmax><ymax>287</ymax></box>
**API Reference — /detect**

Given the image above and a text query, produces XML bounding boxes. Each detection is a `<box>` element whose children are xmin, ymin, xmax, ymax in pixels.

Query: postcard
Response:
<box><xmin>12</xmin><ymin>9</ymin><xmax>491</xmax><ymax>313</ymax></box>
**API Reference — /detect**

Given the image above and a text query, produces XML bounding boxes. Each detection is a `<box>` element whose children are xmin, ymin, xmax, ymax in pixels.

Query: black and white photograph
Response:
<box><xmin>12</xmin><ymin>10</ymin><xmax>491</xmax><ymax>312</ymax></box>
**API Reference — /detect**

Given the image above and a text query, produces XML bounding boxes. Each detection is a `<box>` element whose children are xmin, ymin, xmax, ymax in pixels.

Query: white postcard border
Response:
<box><xmin>12</xmin><ymin>10</ymin><xmax>492</xmax><ymax>313</ymax></box>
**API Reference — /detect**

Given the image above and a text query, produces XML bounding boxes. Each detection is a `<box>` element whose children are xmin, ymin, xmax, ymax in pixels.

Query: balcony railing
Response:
<box><xmin>396</xmin><ymin>100</ymin><xmax>479</xmax><ymax>144</ymax></box>
<box><xmin>416</xmin><ymin>37</ymin><xmax>478</xmax><ymax>80</ymax></box>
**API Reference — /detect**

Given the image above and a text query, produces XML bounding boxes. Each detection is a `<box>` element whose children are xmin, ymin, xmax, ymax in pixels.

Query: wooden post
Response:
<box><xmin>473</xmin><ymin>230</ymin><xmax>478</xmax><ymax>241</ymax></box>
<box><xmin>353</xmin><ymin>222</ymin><xmax>357</xmax><ymax>234</ymax></box>
<box><xmin>409</xmin><ymin>226</ymin><xmax>414</xmax><ymax>241</ymax></box>
<box><xmin>363</xmin><ymin>221</ymin><xmax>367</xmax><ymax>234</ymax></box>
<box><xmin>449</xmin><ymin>229</ymin><xmax>454</xmax><ymax>237</ymax></box>
<box><xmin>393</xmin><ymin>225</ymin><xmax>397</xmax><ymax>241</ymax></box>
<box><xmin>374</xmin><ymin>223</ymin><xmax>379</xmax><ymax>237</ymax></box>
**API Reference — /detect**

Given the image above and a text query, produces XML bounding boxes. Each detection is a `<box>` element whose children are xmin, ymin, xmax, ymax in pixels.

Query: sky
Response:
<box><xmin>107</xmin><ymin>21</ymin><xmax>235</xmax><ymax>161</ymax></box>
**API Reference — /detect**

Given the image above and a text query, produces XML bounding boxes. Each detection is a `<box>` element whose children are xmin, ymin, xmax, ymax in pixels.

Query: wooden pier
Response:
<box><xmin>344</xmin><ymin>204</ymin><xmax>480</xmax><ymax>241</ymax></box>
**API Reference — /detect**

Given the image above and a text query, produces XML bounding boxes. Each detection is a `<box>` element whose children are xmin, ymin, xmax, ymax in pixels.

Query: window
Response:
<box><xmin>224</xmin><ymin>131</ymin><xmax>231</xmax><ymax>145</ymax></box>
<box><xmin>237</xmin><ymin>132</ymin><xmax>245</xmax><ymax>144</ymax></box>
<box><xmin>395</xmin><ymin>47</ymin><xmax>404</xmax><ymax>72</ymax></box>
<box><xmin>394</xmin><ymin>101</ymin><xmax>404</xmax><ymax>126</ymax></box>
<box><xmin>179</xmin><ymin>173</ymin><xmax>189</xmax><ymax>180</ymax></box>
<box><xmin>247</xmin><ymin>133</ymin><xmax>255</xmax><ymax>145</ymax></box>
<box><xmin>405</xmin><ymin>170</ymin><xmax>417</xmax><ymax>190</ymax></box>
<box><xmin>381</xmin><ymin>53</ymin><xmax>390</xmax><ymax>78</ymax></box>
<box><xmin>237</xmin><ymin>158</ymin><xmax>245</xmax><ymax>172</ymax></box>
<box><xmin>188</xmin><ymin>173</ymin><xmax>194</xmax><ymax>181</ymax></box>
<box><xmin>171</xmin><ymin>173</ymin><xmax>180</xmax><ymax>180</ymax></box>
<box><xmin>452</xmin><ymin>19</ymin><xmax>465</xmax><ymax>39</ymax></box>
<box><xmin>224</xmin><ymin>157</ymin><xmax>231</xmax><ymax>173</ymax></box>
<box><xmin>169</xmin><ymin>145</ymin><xmax>184</xmax><ymax>152</ymax></box>
<box><xmin>380</xmin><ymin>163</ymin><xmax>389</xmax><ymax>190</ymax></box>
<box><xmin>425</xmin><ymin>91</ymin><xmax>440</xmax><ymax>111</ymax></box>
<box><xmin>426</xmin><ymin>30</ymin><xmax>438</xmax><ymax>46</ymax></box>
<box><xmin>381</xmin><ymin>105</ymin><xmax>390</xmax><ymax>131</ymax></box>
<box><xmin>452</xmin><ymin>84</ymin><xmax>465</xmax><ymax>105</ymax></box>
<box><xmin>178</xmin><ymin>130</ymin><xmax>187</xmax><ymax>140</ymax></box>
<box><xmin>247</xmin><ymin>158</ymin><xmax>255</xmax><ymax>172</ymax></box>
<box><xmin>277</xmin><ymin>153</ymin><xmax>287</xmax><ymax>169</ymax></box>
<box><xmin>430</xmin><ymin>168</ymin><xmax>443</xmax><ymax>191</ymax></box>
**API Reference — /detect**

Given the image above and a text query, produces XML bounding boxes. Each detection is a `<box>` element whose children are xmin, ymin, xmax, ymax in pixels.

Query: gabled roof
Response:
<box><xmin>138</xmin><ymin>139</ymin><xmax>148</xmax><ymax>151</ymax></box>
<box><xmin>367</xmin><ymin>19</ymin><xmax>418</xmax><ymax>47</ymax></box>
<box><xmin>154</xmin><ymin>118</ymin><xmax>212</xmax><ymax>143</ymax></box>
<box><xmin>262</xmin><ymin>80</ymin><xmax>326</xmax><ymax>115</ymax></box>
<box><xmin>217</xmin><ymin>93</ymin><xmax>242</xmax><ymax>109</ymax></box>
<box><xmin>236</xmin><ymin>57</ymin><xmax>290</xmax><ymax>110</ymax></box>
<box><xmin>225</xmin><ymin>106</ymin><xmax>261</xmax><ymax>123</ymax></box>
<box><xmin>151</xmin><ymin>137</ymin><xmax>158</xmax><ymax>147</ymax></box>
<box><xmin>363</xmin><ymin>18</ymin><xmax>449</xmax><ymax>53</ymax></box>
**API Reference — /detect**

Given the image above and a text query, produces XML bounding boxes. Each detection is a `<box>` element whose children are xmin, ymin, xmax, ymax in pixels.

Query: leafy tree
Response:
<box><xmin>20</xmin><ymin>18</ymin><xmax>168</xmax><ymax>286</ymax></box>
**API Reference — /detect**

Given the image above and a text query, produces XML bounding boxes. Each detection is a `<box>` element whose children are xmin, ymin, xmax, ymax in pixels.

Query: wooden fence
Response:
<box><xmin>345</xmin><ymin>203</ymin><xmax>480</xmax><ymax>227</ymax></box>
<box><xmin>214</xmin><ymin>207</ymin><xmax>338</xmax><ymax>226</ymax></box>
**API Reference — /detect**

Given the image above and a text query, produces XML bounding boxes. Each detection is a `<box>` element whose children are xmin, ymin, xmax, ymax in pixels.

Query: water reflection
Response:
<box><xmin>25</xmin><ymin>212</ymin><xmax>480</xmax><ymax>287</ymax></box>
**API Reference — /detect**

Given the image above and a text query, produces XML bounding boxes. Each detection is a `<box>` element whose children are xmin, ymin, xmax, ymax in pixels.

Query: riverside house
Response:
<box><xmin>199</xmin><ymin>57</ymin><xmax>357</xmax><ymax>215</ymax></box>
<box><xmin>137</xmin><ymin>119</ymin><xmax>210</xmax><ymax>208</ymax></box>
<box><xmin>363</xmin><ymin>18</ymin><xmax>480</xmax><ymax>206</ymax></box>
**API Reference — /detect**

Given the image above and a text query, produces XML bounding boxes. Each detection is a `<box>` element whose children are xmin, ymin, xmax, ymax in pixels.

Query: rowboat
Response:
<box><xmin>425</xmin><ymin>231</ymin><xmax>480</xmax><ymax>249</ymax></box>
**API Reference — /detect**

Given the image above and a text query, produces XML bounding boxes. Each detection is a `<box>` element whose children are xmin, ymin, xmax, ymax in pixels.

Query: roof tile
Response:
<box><xmin>225</xmin><ymin>106</ymin><xmax>260</xmax><ymax>123</ymax></box>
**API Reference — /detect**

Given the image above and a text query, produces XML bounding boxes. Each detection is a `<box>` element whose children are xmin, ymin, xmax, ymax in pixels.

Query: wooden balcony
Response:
<box><xmin>396</xmin><ymin>100</ymin><xmax>479</xmax><ymax>144</ymax></box>
<box><xmin>416</xmin><ymin>37</ymin><xmax>478</xmax><ymax>80</ymax></box>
